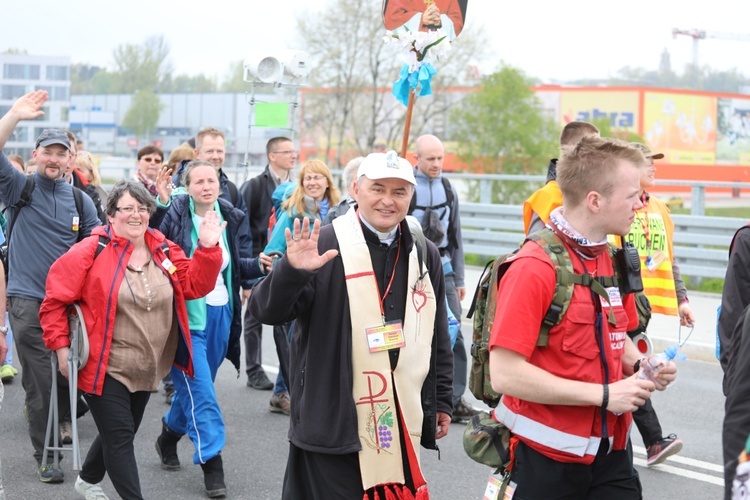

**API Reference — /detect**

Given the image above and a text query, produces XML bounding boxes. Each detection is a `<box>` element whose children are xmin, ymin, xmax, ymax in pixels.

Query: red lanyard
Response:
<box><xmin>636</xmin><ymin>194</ymin><xmax>652</xmax><ymax>251</ymax></box>
<box><xmin>354</xmin><ymin>209</ymin><xmax>402</xmax><ymax>322</ymax></box>
<box><xmin>378</xmin><ymin>238</ymin><xmax>401</xmax><ymax>321</ymax></box>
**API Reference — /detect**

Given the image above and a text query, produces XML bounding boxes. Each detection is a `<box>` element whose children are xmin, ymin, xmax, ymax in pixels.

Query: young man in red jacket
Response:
<box><xmin>489</xmin><ymin>137</ymin><xmax>678</xmax><ymax>498</ymax></box>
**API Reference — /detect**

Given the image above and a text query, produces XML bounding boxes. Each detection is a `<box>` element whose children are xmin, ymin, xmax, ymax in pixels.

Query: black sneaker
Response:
<box><xmin>247</xmin><ymin>371</ymin><xmax>274</xmax><ymax>391</ymax></box>
<box><xmin>451</xmin><ymin>398</ymin><xmax>480</xmax><ymax>423</ymax></box>
<box><xmin>646</xmin><ymin>434</ymin><xmax>683</xmax><ymax>466</ymax></box>
<box><xmin>38</xmin><ymin>463</ymin><xmax>64</xmax><ymax>483</ymax></box>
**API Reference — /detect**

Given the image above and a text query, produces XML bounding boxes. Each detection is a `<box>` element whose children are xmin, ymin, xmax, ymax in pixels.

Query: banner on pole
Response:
<box><xmin>382</xmin><ymin>0</ymin><xmax>468</xmax><ymax>41</ymax></box>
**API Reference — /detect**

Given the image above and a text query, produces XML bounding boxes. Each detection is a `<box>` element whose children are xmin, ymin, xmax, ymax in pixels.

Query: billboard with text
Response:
<box><xmin>559</xmin><ymin>90</ymin><xmax>639</xmax><ymax>132</ymax></box>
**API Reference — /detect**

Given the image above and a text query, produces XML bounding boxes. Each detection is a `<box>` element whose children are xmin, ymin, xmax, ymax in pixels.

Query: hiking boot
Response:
<box><xmin>60</xmin><ymin>420</ymin><xmax>73</xmax><ymax>445</ymax></box>
<box><xmin>247</xmin><ymin>371</ymin><xmax>274</xmax><ymax>390</ymax></box>
<box><xmin>646</xmin><ymin>434</ymin><xmax>683</xmax><ymax>466</ymax></box>
<box><xmin>0</xmin><ymin>364</ymin><xmax>15</xmax><ymax>383</ymax></box>
<box><xmin>75</xmin><ymin>475</ymin><xmax>109</xmax><ymax>499</ymax></box>
<box><xmin>200</xmin><ymin>454</ymin><xmax>227</xmax><ymax>498</ymax></box>
<box><xmin>269</xmin><ymin>392</ymin><xmax>291</xmax><ymax>415</ymax></box>
<box><xmin>155</xmin><ymin>420</ymin><xmax>182</xmax><ymax>470</ymax></box>
<box><xmin>451</xmin><ymin>398</ymin><xmax>480</xmax><ymax>423</ymax></box>
<box><xmin>37</xmin><ymin>462</ymin><xmax>64</xmax><ymax>483</ymax></box>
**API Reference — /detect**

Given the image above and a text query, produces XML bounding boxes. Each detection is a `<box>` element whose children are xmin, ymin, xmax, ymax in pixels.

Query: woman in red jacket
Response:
<box><xmin>40</xmin><ymin>180</ymin><xmax>225</xmax><ymax>500</ymax></box>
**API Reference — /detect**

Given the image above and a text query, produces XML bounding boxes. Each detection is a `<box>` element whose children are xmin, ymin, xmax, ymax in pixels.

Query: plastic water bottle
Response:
<box><xmin>637</xmin><ymin>345</ymin><xmax>682</xmax><ymax>382</ymax></box>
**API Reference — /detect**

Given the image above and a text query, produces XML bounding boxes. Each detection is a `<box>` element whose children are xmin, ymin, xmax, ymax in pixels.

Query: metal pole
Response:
<box><xmin>240</xmin><ymin>82</ymin><xmax>257</xmax><ymax>174</ymax></box>
<box><xmin>691</xmin><ymin>185</ymin><xmax>706</xmax><ymax>216</ymax></box>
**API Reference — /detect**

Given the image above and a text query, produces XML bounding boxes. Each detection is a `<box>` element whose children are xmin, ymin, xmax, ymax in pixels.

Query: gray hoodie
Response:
<box><xmin>0</xmin><ymin>152</ymin><xmax>100</xmax><ymax>301</ymax></box>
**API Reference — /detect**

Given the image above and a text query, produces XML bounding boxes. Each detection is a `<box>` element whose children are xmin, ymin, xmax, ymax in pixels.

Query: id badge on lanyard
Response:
<box><xmin>645</xmin><ymin>250</ymin><xmax>666</xmax><ymax>272</ymax></box>
<box><xmin>365</xmin><ymin>320</ymin><xmax>405</xmax><ymax>353</ymax></box>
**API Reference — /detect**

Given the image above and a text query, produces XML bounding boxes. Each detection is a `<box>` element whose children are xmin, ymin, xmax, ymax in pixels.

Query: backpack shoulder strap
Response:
<box><xmin>528</xmin><ymin>229</ymin><xmax>614</xmax><ymax>345</ymax></box>
<box><xmin>71</xmin><ymin>186</ymin><xmax>86</xmax><ymax>242</ymax></box>
<box><xmin>250</xmin><ymin>175</ymin><xmax>262</xmax><ymax>214</ymax></box>
<box><xmin>228</xmin><ymin>180</ymin><xmax>239</xmax><ymax>207</ymax></box>
<box><xmin>4</xmin><ymin>176</ymin><xmax>35</xmax><ymax>244</ymax></box>
<box><xmin>406</xmin><ymin>216</ymin><xmax>428</xmax><ymax>276</ymax></box>
<box><xmin>529</xmin><ymin>229</ymin><xmax>574</xmax><ymax>347</ymax></box>
<box><xmin>442</xmin><ymin>176</ymin><xmax>458</xmax><ymax>251</ymax></box>
<box><xmin>441</xmin><ymin>176</ymin><xmax>454</xmax><ymax>207</ymax></box>
<box><xmin>94</xmin><ymin>235</ymin><xmax>109</xmax><ymax>259</ymax></box>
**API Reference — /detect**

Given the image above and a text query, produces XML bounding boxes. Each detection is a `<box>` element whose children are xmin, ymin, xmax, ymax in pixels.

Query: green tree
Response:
<box><xmin>122</xmin><ymin>89</ymin><xmax>164</xmax><ymax>140</ymax></box>
<box><xmin>452</xmin><ymin>64</ymin><xmax>558</xmax><ymax>204</ymax></box>
<box><xmin>220</xmin><ymin>60</ymin><xmax>246</xmax><ymax>92</ymax></box>
<box><xmin>111</xmin><ymin>36</ymin><xmax>170</xmax><ymax>93</ymax></box>
<box><xmin>162</xmin><ymin>74</ymin><xmax>217</xmax><ymax>93</ymax></box>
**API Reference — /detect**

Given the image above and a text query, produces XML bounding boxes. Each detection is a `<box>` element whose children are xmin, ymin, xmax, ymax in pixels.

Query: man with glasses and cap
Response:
<box><xmin>0</xmin><ymin>90</ymin><xmax>100</xmax><ymax>484</ymax></box>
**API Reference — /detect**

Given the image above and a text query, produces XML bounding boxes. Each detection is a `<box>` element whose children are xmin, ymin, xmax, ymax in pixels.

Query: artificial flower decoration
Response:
<box><xmin>385</xmin><ymin>27</ymin><xmax>451</xmax><ymax>106</ymax></box>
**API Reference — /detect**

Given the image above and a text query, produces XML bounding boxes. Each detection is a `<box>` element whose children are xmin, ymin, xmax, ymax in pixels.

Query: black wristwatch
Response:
<box><xmin>633</xmin><ymin>357</ymin><xmax>646</xmax><ymax>374</ymax></box>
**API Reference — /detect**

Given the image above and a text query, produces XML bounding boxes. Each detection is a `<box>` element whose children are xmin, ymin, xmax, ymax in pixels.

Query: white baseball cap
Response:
<box><xmin>357</xmin><ymin>150</ymin><xmax>416</xmax><ymax>186</ymax></box>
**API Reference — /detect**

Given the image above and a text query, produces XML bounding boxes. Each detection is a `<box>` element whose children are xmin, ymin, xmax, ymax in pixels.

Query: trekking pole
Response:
<box><xmin>67</xmin><ymin>312</ymin><xmax>81</xmax><ymax>470</ymax></box>
<box><xmin>42</xmin><ymin>305</ymin><xmax>85</xmax><ymax>471</ymax></box>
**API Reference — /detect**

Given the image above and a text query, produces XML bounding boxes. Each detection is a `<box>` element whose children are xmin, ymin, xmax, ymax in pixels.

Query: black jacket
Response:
<box><xmin>153</xmin><ymin>195</ymin><xmax>262</xmax><ymax>370</ymax></box>
<box><xmin>545</xmin><ymin>158</ymin><xmax>558</xmax><ymax>182</ymax></box>
<box><xmin>240</xmin><ymin>165</ymin><xmax>276</xmax><ymax>257</ymax></box>
<box><xmin>720</xmin><ymin>225</ymin><xmax>750</xmax><ymax>393</ymax></box>
<box><xmin>723</xmin><ymin>298</ymin><xmax>750</xmax><ymax>500</ymax></box>
<box><xmin>249</xmin><ymin>219</ymin><xmax>453</xmax><ymax>454</ymax></box>
<box><xmin>72</xmin><ymin>170</ymin><xmax>106</xmax><ymax>224</ymax></box>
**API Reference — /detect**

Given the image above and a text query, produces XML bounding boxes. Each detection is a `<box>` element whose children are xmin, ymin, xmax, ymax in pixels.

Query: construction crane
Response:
<box><xmin>672</xmin><ymin>28</ymin><xmax>750</xmax><ymax>68</ymax></box>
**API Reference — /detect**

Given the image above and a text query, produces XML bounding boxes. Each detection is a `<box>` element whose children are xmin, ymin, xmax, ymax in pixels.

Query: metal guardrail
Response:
<box><xmin>97</xmin><ymin>162</ymin><xmax>743</xmax><ymax>280</ymax></box>
<box><xmin>100</xmin><ymin>162</ymin><xmax>750</xmax><ymax>217</ymax></box>
<box><xmin>460</xmin><ymin>203</ymin><xmax>744</xmax><ymax>281</ymax></box>
<box><xmin>442</xmin><ymin>173</ymin><xmax>750</xmax><ymax>216</ymax></box>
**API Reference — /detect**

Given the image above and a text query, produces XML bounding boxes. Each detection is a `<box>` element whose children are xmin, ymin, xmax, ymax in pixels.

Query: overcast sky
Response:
<box><xmin>4</xmin><ymin>0</ymin><xmax>749</xmax><ymax>85</ymax></box>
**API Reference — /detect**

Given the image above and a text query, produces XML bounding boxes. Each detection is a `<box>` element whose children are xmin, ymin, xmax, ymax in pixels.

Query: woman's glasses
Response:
<box><xmin>116</xmin><ymin>206</ymin><xmax>150</xmax><ymax>215</ymax></box>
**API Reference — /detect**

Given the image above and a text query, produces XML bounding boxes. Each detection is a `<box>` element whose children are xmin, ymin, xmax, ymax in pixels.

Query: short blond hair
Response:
<box><xmin>76</xmin><ymin>151</ymin><xmax>102</xmax><ymax>187</ymax></box>
<box><xmin>167</xmin><ymin>144</ymin><xmax>196</xmax><ymax>171</ymax></box>
<box><xmin>196</xmin><ymin>127</ymin><xmax>225</xmax><ymax>150</ymax></box>
<box><xmin>559</xmin><ymin>122</ymin><xmax>600</xmax><ymax>149</ymax></box>
<box><xmin>557</xmin><ymin>137</ymin><xmax>646</xmax><ymax>208</ymax></box>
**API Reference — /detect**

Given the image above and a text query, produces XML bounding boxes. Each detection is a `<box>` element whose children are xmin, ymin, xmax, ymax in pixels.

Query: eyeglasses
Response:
<box><xmin>116</xmin><ymin>206</ymin><xmax>150</xmax><ymax>215</ymax></box>
<box><xmin>303</xmin><ymin>174</ymin><xmax>325</xmax><ymax>182</ymax></box>
<box><xmin>141</xmin><ymin>157</ymin><xmax>162</xmax><ymax>164</ymax></box>
<box><xmin>272</xmin><ymin>150</ymin><xmax>297</xmax><ymax>155</ymax></box>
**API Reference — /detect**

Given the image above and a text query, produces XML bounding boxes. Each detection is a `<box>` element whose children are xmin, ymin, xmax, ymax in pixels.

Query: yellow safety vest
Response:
<box><xmin>523</xmin><ymin>181</ymin><xmax>563</xmax><ymax>235</ymax></box>
<box><xmin>616</xmin><ymin>195</ymin><xmax>678</xmax><ymax>316</ymax></box>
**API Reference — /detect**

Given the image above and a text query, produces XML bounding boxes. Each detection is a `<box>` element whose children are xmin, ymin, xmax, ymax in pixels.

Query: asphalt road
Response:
<box><xmin>0</xmin><ymin>313</ymin><xmax>727</xmax><ymax>499</ymax></box>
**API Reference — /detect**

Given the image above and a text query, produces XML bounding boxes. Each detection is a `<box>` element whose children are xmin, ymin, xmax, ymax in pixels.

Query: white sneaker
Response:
<box><xmin>75</xmin><ymin>476</ymin><xmax>109</xmax><ymax>500</ymax></box>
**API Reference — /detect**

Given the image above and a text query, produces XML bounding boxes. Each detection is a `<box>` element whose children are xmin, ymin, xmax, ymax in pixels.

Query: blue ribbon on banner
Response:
<box><xmin>392</xmin><ymin>63</ymin><xmax>437</xmax><ymax>106</ymax></box>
